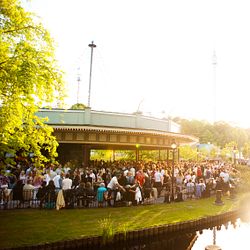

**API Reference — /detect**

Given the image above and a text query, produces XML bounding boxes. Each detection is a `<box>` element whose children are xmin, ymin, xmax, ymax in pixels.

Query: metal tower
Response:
<box><xmin>212</xmin><ymin>50</ymin><xmax>217</xmax><ymax>123</ymax></box>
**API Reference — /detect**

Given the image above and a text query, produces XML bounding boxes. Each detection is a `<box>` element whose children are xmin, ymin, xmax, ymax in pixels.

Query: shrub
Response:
<box><xmin>99</xmin><ymin>215</ymin><xmax>114</xmax><ymax>244</ymax></box>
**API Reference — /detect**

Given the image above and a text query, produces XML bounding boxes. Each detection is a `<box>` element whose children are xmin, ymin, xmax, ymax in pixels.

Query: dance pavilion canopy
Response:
<box><xmin>37</xmin><ymin>108</ymin><xmax>199</xmax><ymax>165</ymax></box>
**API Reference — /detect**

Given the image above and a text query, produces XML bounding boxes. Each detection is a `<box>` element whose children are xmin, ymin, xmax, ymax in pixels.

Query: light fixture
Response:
<box><xmin>171</xmin><ymin>140</ymin><xmax>177</xmax><ymax>149</ymax></box>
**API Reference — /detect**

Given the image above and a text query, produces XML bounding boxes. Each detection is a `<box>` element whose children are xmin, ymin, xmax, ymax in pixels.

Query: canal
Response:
<box><xmin>192</xmin><ymin>219</ymin><xmax>250</xmax><ymax>250</ymax></box>
<box><xmin>115</xmin><ymin>214</ymin><xmax>250</xmax><ymax>250</ymax></box>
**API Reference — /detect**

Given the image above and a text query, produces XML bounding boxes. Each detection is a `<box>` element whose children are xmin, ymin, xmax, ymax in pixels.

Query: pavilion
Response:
<box><xmin>37</xmin><ymin>108</ymin><xmax>199</xmax><ymax>167</ymax></box>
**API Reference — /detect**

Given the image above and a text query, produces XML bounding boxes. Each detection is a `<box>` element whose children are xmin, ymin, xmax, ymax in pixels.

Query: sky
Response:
<box><xmin>23</xmin><ymin>0</ymin><xmax>250</xmax><ymax>128</ymax></box>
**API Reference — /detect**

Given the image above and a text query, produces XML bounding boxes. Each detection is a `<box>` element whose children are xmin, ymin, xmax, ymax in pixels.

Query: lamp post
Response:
<box><xmin>171</xmin><ymin>140</ymin><xmax>177</xmax><ymax>201</ymax></box>
<box><xmin>88</xmin><ymin>41</ymin><xmax>96</xmax><ymax>108</ymax></box>
<box><xmin>205</xmin><ymin>226</ymin><xmax>221</xmax><ymax>250</ymax></box>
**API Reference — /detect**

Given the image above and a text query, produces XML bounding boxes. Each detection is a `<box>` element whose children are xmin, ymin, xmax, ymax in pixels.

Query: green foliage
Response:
<box><xmin>70</xmin><ymin>103</ymin><xmax>86</xmax><ymax>110</ymax></box>
<box><xmin>0</xmin><ymin>196</ymin><xmax>242</xmax><ymax>248</ymax></box>
<box><xmin>209</xmin><ymin>147</ymin><xmax>218</xmax><ymax>159</ymax></box>
<box><xmin>99</xmin><ymin>215</ymin><xmax>115</xmax><ymax>244</ymax></box>
<box><xmin>91</xmin><ymin>150</ymin><xmax>113</xmax><ymax>161</ymax></box>
<box><xmin>234</xmin><ymin>165</ymin><xmax>250</xmax><ymax>192</ymax></box>
<box><xmin>243</xmin><ymin>142</ymin><xmax>250</xmax><ymax>159</ymax></box>
<box><xmin>178</xmin><ymin>118</ymin><xmax>250</xmax><ymax>159</ymax></box>
<box><xmin>213</xmin><ymin>122</ymin><xmax>234</xmax><ymax>146</ymax></box>
<box><xmin>179</xmin><ymin>145</ymin><xmax>197</xmax><ymax>161</ymax></box>
<box><xmin>179</xmin><ymin>119</ymin><xmax>215</xmax><ymax>143</ymax></box>
<box><xmin>117</xmin><ymin>223</ymin><xmax>128</xmax><ymax>239</ymax></box>
<box><xmin>0</xmin><ymin>0</ymin><xmax>65</xmax><ymax>171</ymax></box>
<box><xmin>121</xmin><ymin>150</ymin><xmax>136</xmax><ymax>160</ymax></box>
<box><xmin>91</xmin><ymin>150</ymin><xmax>136</xmax><ymax>161</ymax></box>
<box><xmin>219</xmin><ymin>141</ymin><xmax>236</xmax><ymax>161</ymax></box>
<box><xmin>140</xmin><ymin>150</ymin><xmax>160</xmax><ymax>161</ymax></box>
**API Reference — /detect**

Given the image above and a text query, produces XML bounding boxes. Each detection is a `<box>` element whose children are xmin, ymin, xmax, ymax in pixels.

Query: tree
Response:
<box><xmin>179</xmin><ymin>145</ymin><xmax>198</xmax><ymax>161</ymax></box>
<box><xmin>213</xmin><ymin>122</ymin><xmax>231</xmax><ymax>147</ymax></box>
<box><xmin>0</xmin><ymin>0</ymin><xmax>65</xmax><ymax>172</ymax></box>
<box><xmin>177</xmin><ymin>117</ymin><xmax>250</xmax><ymax>149</ymax></box>
<box><xmin>70</xmin><ymin>103</ymin><xmax>86</xmax><ymax>110</ymax></box>
<box><xmin>242</xmin><ymin>142</ymin><xmax>250</xmax><ymax>159</ymax></box>
<box><xmin>179</xmin><ymin>119</ymin><xmax>215</xmax><ymax>144</ymax></box>
<box><xmin>220</xmin><ymin>141</ymin><xmax>237</xmax><ymax>162</ymax></box>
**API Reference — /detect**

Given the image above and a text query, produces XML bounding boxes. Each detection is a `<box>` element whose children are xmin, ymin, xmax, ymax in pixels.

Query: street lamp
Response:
<box><xmin>171</xmin><ymin>140</ymin><xmax>177</xmax><ymax>201</ymax></box>
<box><xmin>88</xmin><ymin>41</ymin><xmax>97</xmax><ymax>108</ymax></box>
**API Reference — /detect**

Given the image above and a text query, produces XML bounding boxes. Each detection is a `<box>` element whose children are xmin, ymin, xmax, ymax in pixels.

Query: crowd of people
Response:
<box><xmin>0</xmin><ymin>159</ymin><xmax>239</xmax><ymax>209</ymax></box>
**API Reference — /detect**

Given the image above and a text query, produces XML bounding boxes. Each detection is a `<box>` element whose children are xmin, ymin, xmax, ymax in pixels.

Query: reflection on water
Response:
<box><xmin>109</xmin><ymin>209</ymin><xmax>250</xmax><ymax>250</ymax></box>
<box><xmin>124</xmin><ymin>218</ymin><xmax>250</xmax><ymax>250</ymax></box>
<box><xmin>192</xmin><ymin>219</ymin><xmax>250</xmax><ymax>250</ymax></box>
<box><xmin>111</xmin><ymin>232</ymin><xmax>197</xmax><ymax>250</ymax></box>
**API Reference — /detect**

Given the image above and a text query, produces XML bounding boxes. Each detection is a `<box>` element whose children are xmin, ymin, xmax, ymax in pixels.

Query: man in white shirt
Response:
<box><xmin>219</xmin><ymin>168</ymin><xmax>230</xmax><ymax>194</ymax></box>
<box><xmin>220</xmin><ymin>169</ymin><xmax>230</xmax><ymax>183</ymax></box>
<box><xmin>107</xmin><ymin>173</ymin><xmax>125</xmax><ymax>206</ymax></box>
<box><xmin>44</xmin><ymin>169</ymin><xmax>52</xmax><ymax>186</ymax></box>
<box><xmin>62</xmin><ymin>174</ymin><xmax>72</xmax><ymax>190</ymax></box>
<box><xmin>129</xmin><ymin>166</ymin><xmax>136</xmax><ymax>177</ymax></box>
<box><xmin>53</xmin><ymin>173</ymin><xmax>62</xmax><ymax>191</ymax></box>
<box><xmin>61</xmin><ymin>174</ymin><xmax>73</xmax><ymax>208</ymax></box>
<box><xmin>89</xmin><ymin>169</ymin><xmax>96</xmax><ymax>183</ymax></box>
<box><xmin>153</xmin><ymin>169</ymin><xmax>163</xmax><ymax>198</ymax></box>
<box><xmin>186</xmin><ymin>179</ymin><xmax>195</xmax><ymax>199</ymax></box>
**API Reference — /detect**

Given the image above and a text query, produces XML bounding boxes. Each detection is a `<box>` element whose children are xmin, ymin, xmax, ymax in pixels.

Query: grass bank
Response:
<box><xmin>0</xmin><ymin>194</ymin><xmax>244</xmax><ymax>249</ymax></box>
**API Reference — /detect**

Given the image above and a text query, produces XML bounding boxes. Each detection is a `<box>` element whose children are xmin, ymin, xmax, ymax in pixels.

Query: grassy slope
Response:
<box><xmin>0</xmin><ymin>195</ymin><xmax>241</xmax><ymax>248</ymax></box>
<box><xmin>1</xmin><ymin>164</ymin><xmax>249</xmax><ymax>248</ymax></box>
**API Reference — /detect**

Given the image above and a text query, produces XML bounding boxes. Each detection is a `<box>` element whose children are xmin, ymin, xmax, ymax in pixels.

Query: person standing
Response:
<box><xmin>62</xmin><ymin>174</ymin><xmax>72</xmax><ymax>190</ymax></box>
<box><xmin>186</xmin><ymin>179</ymin><xmax>195</xmax><ymax>199</ymax></box>
<box><xmin>107</xmin><ymin>172</ymin><xmax>125</xmax><ymax>207</ymax></box>
<box><xmin>36</xmin><ymin>181</ymin><xmax>47</xmax><ymax>208</ymax></box>
<box><xmin>44</xmin><ymin>180</ymin><xmax>56</xmax><ymax>209</ymax></box>
<box><xmin>97</xmin><ymin>183</ymin><xmax>107</xmax><ymax>207</ymax></box>
<box><xmin>135</xmin><ymin>167</ymin><xmax>145</xmax><ymax>203</ymax></box>
<box><xmin>62</xmin><ymin>173</ymin><xmax>73</xmax><ymax>208</ymax></box>
<box><xmin>53</xmin><ymin>173</ymin><xmax>62</xmax><ymax>192</ymax></box>
<box><xmin>44</xmin><ymin>169</ymin><xmax>52</xmax><ymax>186</ymax></box>
<box><xmin>153</xmin><ymin>168</ymin><xmax>163</xmax><ymax>198</ymax></box>
<box><xmin>12</xmin><ymin>180</ymin><xmax>24</xmax><ymax>208</ymax></box>
<box><xmin>23</xmin><ymin>179</ymin><xmax>35</xmax><ymax>207</ymax></box>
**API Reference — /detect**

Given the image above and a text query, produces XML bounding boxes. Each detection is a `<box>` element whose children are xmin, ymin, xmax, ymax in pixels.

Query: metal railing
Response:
<box><xmin>0</xmin><ymin>188</ymin><xmax>159</xmax><ymax>210</ymax></box>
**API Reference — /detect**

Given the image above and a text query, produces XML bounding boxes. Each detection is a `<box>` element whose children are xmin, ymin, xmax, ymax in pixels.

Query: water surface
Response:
<box><xmin>192</xmin><ymin>219</ymin><xmax>250</xmax><ymax>250</ymax></box>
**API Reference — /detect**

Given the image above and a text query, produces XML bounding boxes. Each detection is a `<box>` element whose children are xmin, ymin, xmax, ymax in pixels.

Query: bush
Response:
<box><xmin>99</xmin><ymin>215</ymin><xmax>114</xmax><ymax>244</ymax></box>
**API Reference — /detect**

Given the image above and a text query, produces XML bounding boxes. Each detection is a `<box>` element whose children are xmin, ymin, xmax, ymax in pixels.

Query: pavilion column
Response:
<box><xmin>167</xmin><ymin>148</ymin><xmax>169</xmax><ymax>166</ymax></box>
<box><xmin>83</xmin><ymin>145</ymin><xmax>91</xmax><ymax>168</ymax></box>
